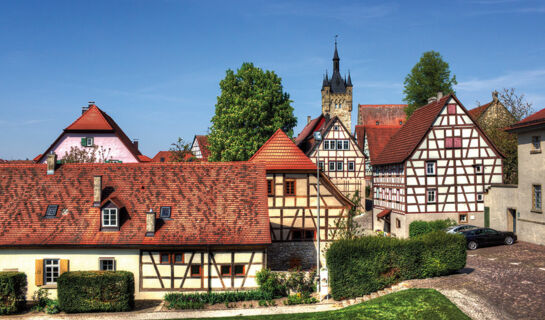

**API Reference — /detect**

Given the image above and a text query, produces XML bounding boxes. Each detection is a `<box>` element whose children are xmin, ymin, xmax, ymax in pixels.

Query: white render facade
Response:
<box><xmin>373</xmin><ymin>97</ymin><xmax>503</xmax><ymax>238</ymax></box>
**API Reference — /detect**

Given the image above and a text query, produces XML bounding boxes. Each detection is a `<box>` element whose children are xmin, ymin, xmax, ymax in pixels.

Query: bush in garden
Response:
<box><xmin>283</xmin><ymin>292</ymin><xmax>318</xmax><ymax>305</ymax></box>
<box><xmin>409</xmin><ymin>219</ymin><xmax>456</xmax><ymax>237</ymax></box>
<box><xmin>57</xmin><ymin>271</ymin><xmax>134</xmax><ymax>313</ymax></box>
<box><xmin>164</xmin><ymin>290</ymin><xmax>272</xmax><ymax>309</ymax></box>
<box><xmin>255</xmin><ymin>268</ymin><xmax>287</xmax><ymax>298</ymax></box>
<box><xmin>326</xmin><ymin>231</ymin><xmax>466</xmax><ymax>300</ymax></box>
<box><xmin>0</xmin><ymin>272</ymin><xmax>27</xmax><ymax>315</ymax></box>
<box><xmin>285</xmin><ymin>268</ymin><xmax>316</xmax><ymax>295</ymax></box>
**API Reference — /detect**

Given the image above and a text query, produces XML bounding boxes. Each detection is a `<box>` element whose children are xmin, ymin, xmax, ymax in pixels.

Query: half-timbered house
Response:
<box><xmin>0</xmin><ymin>159</ymin><xmax>270</xmax><ymax>299</ymax></box>
<box><xmin>35</xmin><ymin>102</ymin><xmax>150</xmax><ymax>164</ymax></box>
<box><xmin>371</xmin><ymin>93</ymin><xmax>504</xmax><ymax>238</ymax></box>
<box><xmin>296</xmin><ymin>115</ymin><xmax>366</xmax><ymax>198</ymax></box>
<box><xmin>191</xmin><ymin>135</ymin><xmax>211</xmax><ymax>161</ymax></box>
<box><xmin>250</xmin><ymin>129</ymin><xmax>353</xmax><ymax>270</ymax></box>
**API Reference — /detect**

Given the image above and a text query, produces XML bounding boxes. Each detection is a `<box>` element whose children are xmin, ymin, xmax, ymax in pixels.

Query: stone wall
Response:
<box><xmin>321</xmin><ymin>87</ymin><xmax>353</xmax><ymax>132</ymax></box>
<box><xmin>267</xmin><ymin>242</ymin><xmax>319</xmax><ymax>271</ymax></box>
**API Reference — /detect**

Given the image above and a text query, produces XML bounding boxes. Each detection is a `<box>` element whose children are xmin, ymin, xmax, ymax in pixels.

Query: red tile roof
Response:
<box><xmin>250</xmin><ymin>129</ymin><xmax>316</xmax><ymax>171</ymax></box>
<box><xmin>355</xmin><ymin>125</ymin><xmax>402</xmax><ymax>160</ymax></box>
<box><xmin>294</xmin><ymin>115</ymin><xmax>326</xmax><ymax>146</ymax></box>
<box><xmin>506</xmin><ymin>107</ymin><xmax>545</xmax><ymax>132</ymax></box>
<box><xmin>195</xmin><ymin>135</ymin><xmax>211</xmax><ymax>161</ymax></box>
<box><xmin>0</xmin><ymin>162</ymin><xmax>270</xmax><ymax>247</ymax></box>
<box><xmin>151</xmin><ymin>151</ymin><xmax>195</xmax><ymax>162</ymax></box>
<box><xmin>468</xmin><ymin>102</ymin><xmax>492</xmax><ymax>120</ymax></box>
<box><xmin>372</xmin><ymin>95</ymin><xmax>453</xmax><ymax>165</ymax></box>
<box><xmin>377</xmin><ymin>209</ymin><xmax>391</xmax><ymax>219</ymax></box>
<box><xmin>358</xmin><ymin>104</ymin><xmax>407</xmax><ymax>126</ymax></box>
<box><xmin>35</xmin><ymin>105</ymin><xmax>149</xmax><ymax>163</ymax></box>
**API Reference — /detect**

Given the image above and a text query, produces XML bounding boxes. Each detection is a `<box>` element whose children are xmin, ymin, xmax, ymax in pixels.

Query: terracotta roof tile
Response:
<box><xmin>507</xmin><ymin>107</ymin><xmax>545</xmax><ymax>131</ymax></box>
<box><xmin>358</xmin><ymin>104</ymin><xmax>407</xmax><ymax>126</ymax></box>
<box><xmin>250</xmin><ymin>129</ymin><xmax>316</xmax><ymax>171</ymax></box>
<box><xmin>0</xmin><ymin>162</ymin><xmax>270</xmax><ymax>247</ymax></box>
<box><xmin>468</xmin><ymin>102</ymin><xmax>492</xmax><ymax>120</ymax></box>
<box><xmin>151</xmin><ymin>151</ymin><xmax>195</xmax><ymax>162</ymax></box>
<box><xmin>195</xmin><ymin>135</ymin><xmax>211</xmax><ymax>161</ymax></box>
<box><xmin>355</xmin><ymin>125</ymin><xmax>402</xmax><ymax>160</ymax></box>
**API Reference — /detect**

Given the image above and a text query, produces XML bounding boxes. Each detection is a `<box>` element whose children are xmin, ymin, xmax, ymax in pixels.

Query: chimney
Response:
<box><xmin>46</xmin><ymin>153</ymin><xmax>57</xmax><ymax>175</ymax></box>
<box><xmin>146</xmin><ymin>209</ymin><xmax>156</xmax><ymax>237</ymax></box>
<box><xmin>307</xmin><ymin>116</ymin><xmax>311</xmax><ymax>124</ymax></box>
<box><xmin>437</xmin><ymin>92</ymin><xmax>443</xmax><ymax>100</ymax></box>
<box><xmin>81</xmin><ymin>106</ymin><xmax>89</xmax><ymax>115</ymax></box>
<box><xmin>88</xmin><ymin>101</ymin><xmax>95</xmax><ymax>107</ymax></box>
<box><xmin>492</xmin><ymin>90</ymin><xmax>499</xmax><ymax>102</ymax></box>
<box><xmin>427</xmin><ymin>96</ymin><xmax>438</xmax><ymax>104</ymax></box>
<box><xmin>93</xmin><ymin>176</ymin><xmax>102</xmax><ymax>207</ymax></box>
<box><xmin>133</xmin><ymin>139</ymin><xmax>139</xmax><ymax>150</ymax></box>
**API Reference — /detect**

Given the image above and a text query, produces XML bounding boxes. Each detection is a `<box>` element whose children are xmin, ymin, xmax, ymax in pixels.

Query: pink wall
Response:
<box><xmin>40</xmin><ymin>133</ymin><xmax>139</xmax><ymax>163</ymax></box>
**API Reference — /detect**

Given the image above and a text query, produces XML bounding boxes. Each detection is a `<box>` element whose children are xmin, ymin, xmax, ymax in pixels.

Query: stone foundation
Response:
<box><xmin>267</xmin><ymin>242</ymin><xmax>319</xmax><ymax>271</ymax></box>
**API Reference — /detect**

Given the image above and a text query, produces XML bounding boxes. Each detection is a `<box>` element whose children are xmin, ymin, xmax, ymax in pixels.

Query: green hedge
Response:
<box><xmin>409</xmin><ymin>219</ymin><xmax>456</xmax><ymax>237</ymax></box>
<box><xmin>165</xmin><ymin>290</ymin><xmax>272</xmax><ymax>309</ymax></box>
<box><xmin>0</xmin><ymin>272</ymin><xmax>27</xmax><ymax>315</ymax></box>
<box><xmin>58</xmin><ymin>271</ymin><xmax>134</xmax><ymax>313</ymax></box>
<box><xmin>326</xmin><ymin>231</ymin><xmax>466</xmax><ymax>300</ymax></box>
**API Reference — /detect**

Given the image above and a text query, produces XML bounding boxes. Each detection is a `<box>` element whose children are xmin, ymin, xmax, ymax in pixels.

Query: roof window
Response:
<box><xmin>45</xmin><ymin>205</ymin><xmax>58</xmax><ymax>218</ymax></box>
<box><xmin>160</xmin><ymin>206</ymin><xmax>171</xmax><ymax>219</ymax></box>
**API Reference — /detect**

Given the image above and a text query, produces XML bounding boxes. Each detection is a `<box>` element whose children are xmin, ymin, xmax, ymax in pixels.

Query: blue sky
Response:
<box><xmin>1</xmin><ymin>0</ymin><xmax>545</xmax><ymax>160</ymax></box>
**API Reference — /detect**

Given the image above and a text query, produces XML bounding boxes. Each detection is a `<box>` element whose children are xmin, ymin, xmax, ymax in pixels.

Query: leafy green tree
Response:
<box><xmin>169</xmin><ymin>137</ymin><xmax>196</xmax><ymax>162</ymax></box>
<box><xmin>403</xmin><ymin>51</ymin><xmax>457</xmax><ymax>117</ymax></box>
<box><xmin>208</xmin><ymin>63</ymin><xmax>297</xmax><ymax>161</ymax></box>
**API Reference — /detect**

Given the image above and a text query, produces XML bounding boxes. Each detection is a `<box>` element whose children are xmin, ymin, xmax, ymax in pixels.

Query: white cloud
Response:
<box><xmin>456</xmin><ymin>69</ymin><xmax>545</xmax><ymax>92</ymax></box>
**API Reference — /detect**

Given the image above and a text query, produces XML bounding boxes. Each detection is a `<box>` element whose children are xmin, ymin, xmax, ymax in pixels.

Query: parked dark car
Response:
<box><xmin>461</xmin><ymin>227</ymin><xmax>517</xmax><ymax>250</ymax></box>
<box><xmin>444</xmin><ymin>224</ymin><xmax>478</xmax><ymax>234</ymax></box>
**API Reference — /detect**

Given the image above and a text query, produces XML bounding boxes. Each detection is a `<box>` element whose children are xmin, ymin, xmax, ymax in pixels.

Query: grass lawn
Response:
<box><xmin>180</xmin><ymin>289</ymin><xmax>470</xmax><ymax>320</ymax></box>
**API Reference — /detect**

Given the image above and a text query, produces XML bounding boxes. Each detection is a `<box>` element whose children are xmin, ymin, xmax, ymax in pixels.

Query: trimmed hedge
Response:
<box><xmin>58</xmin><ymin>271</ymin><xmax>134</xmax><ymax>313</ymax></box>
<box><xmin>0</xmin><ymin>272</ymin><xmax>27</xmax><ymax>315</ymax></box>
<box><xmin>165</xmin><ymin>290</ymin><xmax>272</xmax><ymax>309</ymax></box>
<box><xmin>409</xmin><ymin>219</ymin><xmax>456</xmax><ymax>237</ymax></box>
<box><xmin>326</xmin><ymin>231</ymin><xmax>466</xmax><ymax>300</ymax></box>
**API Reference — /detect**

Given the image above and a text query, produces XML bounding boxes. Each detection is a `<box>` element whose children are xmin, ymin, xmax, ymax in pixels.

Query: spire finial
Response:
<box><xmin>335</xmin><ymin>34</ymin><xmax>338</xmax><ymax>47</ymax></box>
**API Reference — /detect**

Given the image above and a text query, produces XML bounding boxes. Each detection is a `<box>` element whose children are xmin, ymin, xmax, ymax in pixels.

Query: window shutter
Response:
<box><xmin>81</xmin><ymin>138</ymin><xmax>87</xmax><ymax>146</ymax></box>
<box><xmin>35</xmin><ymin>259</ymin><xmax>44</xmax><ymax>286</ymax></box>
<box><xmin>454</xmin><ymin>137</ymin><xmax>462</xmax><ymax>148</ymax></box>
<box><xmin>60</xmin><ymin>259</ymin><xmax>69</xmax><ymax>275</ymax></box>
<box><xmin>445</xmin><ymin>138</ymin><xmax>453</xmax><ymax>148</ymax></box>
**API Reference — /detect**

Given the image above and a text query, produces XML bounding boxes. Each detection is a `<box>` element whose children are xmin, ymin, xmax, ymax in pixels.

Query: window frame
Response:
<box><xmin>459</xmin><ymin>213</ymin><xmax>468</xmax><ymax>223</ymax></box>
<box><xmin>45</xmin><ymin>205</ymin><xmax>58</xmax><ymax>218</ymax></box>
<box><xmin>329</xmin><ymin>140</ymin><xmax>336</xmax><ymax>150</ymax></box>
<box><xmin>427</xmin><ymin>189</ymin><xmax>437</xmax><ymax>204</ymax></box>
<box><xmin>160</xmin><ymin>206</ymin><xmax>171</xmax><ymax>219</ymax></box>
<box><xmin>318</xmin><ymin>161</ymin><xmax>324</xmax><ymax>171</ymax></box>
<box><xmin>447</xmin><ymin>104</ymin><xmax>456</xmax><ymax>114</ymax></box>
<box><xmin>220</xmin><ymin>265</ymin><xmax>231</xmax><ymax>276</ymax></box>
<box><xmin>190</xmin><ymin>265</ymin><xmax>202</xmax><ymax>278</ymax></box>
<box><xmin>101</xmin><ymin>207</ymin><xmax>118</xmax><ymax>228</ymax></box>
<box><xmin>86</xmin><ymin>137</ymin><xmax>94</xmax><ymax>147</ymax></box>
<box><xmin>337</xmin><ymin>140</ymin><xmax>343</xmax><ymax>150</ymax></box>
<box><xmin>99</xmin><ymin>258</ymin><xmax>116</xmax><ymax>271</ymax></box>
<box><xmin>477</xmin><ymin>193</ymin><xmax>484</xmax><ymax>202</ymax></box>
<box><xmin>234</xmin><ymin>265</ymin><xmax>245</xmax><ymax>276</ymax></box>
<box><xmin>532</xmin><ymin>136</ymin><xmax>541</xmax><ymax>151</ymax></box>
<box><xmin>328</xmin><ymin>162</ymin><xmax>336</xmax><ymax>171</ymax></box>
<box><xmin>474</xmin><ymin>164</ymin><xmax>483</xmax><ymax>174</ymax></box>
<box><xmin>323</xmin><ymin>141</ymin><xmax>329</xmax><ymax>150</ymax></box>
<box><xmin>160</xmin><ymin>252</ymin><xmax>171</xmax><ymax>264</ymax></box>
<box><xmin>291</xmin><ymin>228</ymin><xmax>315</xmax><ymax>241</ymax></box>
<box><xmin>44</xmin><ymin>259</ymin><xmax>60</xmax><ymax>285</ymax></box>
<box><xmin>337</xmin><ymin>161</ymin><xmax>343</xmax><ymax>171</ymax></box>
<box><xmin>348</xmin><ymin>161</ymin><xmax>355</xmax><ymax>171</ymax></box>
<box><xmin>533</xmin><ymin>184</ymin><xmax>542</xmax><ymax>212</ymax></box>
<box><xmin>284</xmin><ymin>179</ymin><xmax>296</xmax><ymax>196</ymax></box>
<box><xmin>343</xmin><ymin>140</ymin><xmax>349</xmax><ymax>150</ymax></box>
<box><xmin>267</xmin><ymin>180</ymin><xmax>274</xmax><ymax>196</ymax></box>
<box><xmin>426</xmin><ymin>161</ymin><xmax>436</xmax><ymax>175</ymax></box>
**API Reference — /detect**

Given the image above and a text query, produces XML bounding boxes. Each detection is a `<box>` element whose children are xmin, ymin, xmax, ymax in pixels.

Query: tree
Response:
<box><xmin>499</xmin><ymin>88</ymin><xmax>534</xmax><ymax>121</ymax></box>
<box><xmin>61</xmin><ymin>145</ymin><xmax>112</xmax><ymax>163</ymax></box>
<box><xmin>169</xmin><ymin>137</ymin><xmax>196</xmax><ymax>162</ymax></box>
<box><xmin>208</xmin><ymin>63</ymin><xmax>297</xmax><ymax>162</ymax></box>
<box><xmin>403</xmin><ymin>51</ymin><xmax>457</xmax><ymax>117</ymax></box>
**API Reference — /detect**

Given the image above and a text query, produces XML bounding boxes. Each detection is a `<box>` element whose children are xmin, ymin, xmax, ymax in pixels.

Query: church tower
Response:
<box><xmin>321</xmin><ymin>40</ymin><xmax>353</xmax><ymax>132</ymax></box>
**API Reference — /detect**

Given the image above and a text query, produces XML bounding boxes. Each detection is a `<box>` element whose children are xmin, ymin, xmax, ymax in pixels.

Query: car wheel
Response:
<box><xmin>467</xmin><ymin>241</ymin><xmax>478</xmax><ymax>250</ymax></box>
<box><xmin>505</xmin><ymin>236</ymin><xmax>514</xmax><ymax>245</ymax></box>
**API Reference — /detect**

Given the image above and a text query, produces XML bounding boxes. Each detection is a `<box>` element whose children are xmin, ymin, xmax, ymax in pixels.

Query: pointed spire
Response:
<box><xmin>333</xmin><ymin>35</ymin><xmax>340</xmax><ymax>72</ymax></box>
<box><xmin>347</xmin><ymin>70</ymin><xmax>352</xmax><ymax>87</ymax></box>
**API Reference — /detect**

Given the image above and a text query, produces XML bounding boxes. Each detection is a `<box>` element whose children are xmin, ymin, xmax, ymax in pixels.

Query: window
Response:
<box><xmin>396</xmin><ymin>219</ymin><xmax>401</xmax><ymax>228</ymax></box>
<box><xmin>333</xmin><ymin>125</ymin><xmax>339</xmax><ymax>130</ymax></box>
<box><xmin>101</xmin><ymin>208</ymin><xmax>118</xmax><ymax>227</ymax></box>
<box><xmin>45</xmin><ymin>205</ymin><xmax>58</xmax><ymax>218</ymax></box>
<box><xmin>376</xmin><ymin>121</ymin><xmax>380</xmax><ymax>125</ymax></box>
<box><xmin>234</xmin><ymin>265</ymin><xmax>245</xmax><ymax>276</ymax></box>
<box><xmin>533</xmin><ymin>185</ymin><xmax>542</xmax><ymax>211</ymax></box>
<box><xmin>221</xmin><ymin>265</ymin><xmax>231</xmax><ymax>276</ymax></box>
<box><xmin>81</xmin><ymin>137</ymin><xmax>94</xmax><ymax>147</ymax></box>
<box><xmin>160</xmin><ymin>157</ymin><xmax>165</xmax><ymax>162</ymax></box>
<box><xmin>160</xmin><ymin>206</ymin><xmax>171</xmax><ymax>219</ymax></box>
<box><xmin>160</xmin><ymin>253</ymin><xmax>170</xmax><ymax>264</ymax></box>
<box><xmin>337</xmin><ymin>140</ymin><xmax>343</xmax><ymax>150</ymax></box>
<box><xmin>99</xmin><ymin>258</ymin><xmax>115</xmax><ymax>271</ymax></box>
<box><xmin>459</xmin><ymin>214</ymin><xmax>468</xmax><ymax>223</ymax></box>
<box><xmin>427</xmin><ymin>189</ymin><xmax>436</xmax><ymax>203</ymax></box>
<box><xmin>445</xmin><ymin>137</ymin><xmax>461</xmax><ymax>149</ymax></box>
<box><xmin>190</xmin><ymin>265</ymin><xmax>202</xmax><ymax>277</ymax></box>
<box><xmin>329</xmin><ymin>162</ymin><xmax>336</xmax><ymax>171</ymax></box>
<box><xmin>337</xmin><ymin>161</ymin><xmax>343</xmax><ymax>171</ymax></box>
<box><xmin>329</xmin><ymin>140</ymin><xmax>336</xmax><ymax>150</ymax></box>
<box><xmin>44</xmin><ymin>259</ymin><xmax>60</xmax><ymax>284</ymax></box>
<box><xmin>447</xmin><ymin>104</ymin><xmax>456</xmax><ymax>114</ymax></box>
<box><xmin>426</xmin><ymin>161</ymin><xmax>436</xmax><ymax>175</ymax></box>
<box><xmin>399</xmin><ymin>120</ymin><xmax>403</xmax><ymax>125</ymax></box>
<box><xmin>292</xmin><ymin>229</ymin><xmax>315</xmax><ymax>240</ymax></box>
<box><xmin>348</xmin><ymin>161</ymin><xmax>355</xmax><ymax>171</ymax></box>
<box><xmin>477</xmin><ymin>193</ymin><xmax>483</xmax><ymax>202</ymax></box>
<box><xmin>445</xmin><ymin>137</ymin><xmax>453</xmax><ymax>148</ymax></box>
<box><xmin>532</xmin><ymin>136</ymin><xmax>541</xmax><ymax>151</ymax></box>
<box><xmin>318</xmin><ymin>162</ymin><xmax>324</xmax><ymax>171</ymax></box>
<box><xmin>454</xmin><ymin>137</ymin><xmax>462</xmax><ymax>148</ymax></box>
<box><xmin>474</xmin><ymin>165</ymin><xmax>483</xmax><ymax>174</ymax></box>
<box><xmin>173</xmin><ymin>253</ymin><xmax>184</xmax><ymax>264</ymax></box>
<box><xmin>343</xmin><ymin>140</ymin><xmax>349</xmax><ymax>150</ymax></box>
<box><xmin>284</xmin><ymin>180</ymin><xmax>295</xmax><ymax>196</ymax></box>
<box><xmin>323</xmin><ymin>141</ymin><xmax>329</xmax><ymax>150</ymax></box>
<box><xmin>267</xmin><ymin>180</ymin><xmax>274</xmax><ymax>196</ymax></box>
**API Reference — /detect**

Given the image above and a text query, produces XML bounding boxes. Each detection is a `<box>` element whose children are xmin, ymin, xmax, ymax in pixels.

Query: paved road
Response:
<box><xmin>407</xmin><ymin>241</ymin><xmax>545</xmax><ymax>320</ymax></box>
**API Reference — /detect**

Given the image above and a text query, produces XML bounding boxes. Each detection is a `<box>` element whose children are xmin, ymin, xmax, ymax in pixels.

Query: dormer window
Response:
<box><xmin>45</xmin><ymin>205</ymin><xmax>58</xmax><ymax>218</ymax></box>
<box><xmin>160</xmin><ymin>206</ymin><xmax>171</xmax><ymax>219</ymax></box>
<box><xmin>102</xmin><ymin>207</ymin><xmax>118</xmax><ymax>228</ymax></box>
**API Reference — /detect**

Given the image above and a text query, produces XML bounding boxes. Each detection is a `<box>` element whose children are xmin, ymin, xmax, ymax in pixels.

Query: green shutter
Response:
<box><xmin>484</xmin><ymin>207</ymin><xmax>490</xmax><ymax>227</ymax></box>
<box><xmin>81</xmin><ymin>138</ymin><xmax>86</xmax><ymax>146</ymax></box>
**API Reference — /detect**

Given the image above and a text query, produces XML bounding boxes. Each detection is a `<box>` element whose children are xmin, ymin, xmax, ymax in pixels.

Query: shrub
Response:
<box><xmin>326</xmin><ymin>231</ymin><xmax>466</xmax><ymax>300</ymax></box>
<box><xmin>409</xmin><ymin>219</ymin><xmax>456</xmax><ymax>237</ymax></box>
<box><xmin>164</xmin><ymin>290</ymin><xmax>271</xmax><ymax>309</ymax></box>
<box><xmin>283</xmin><ymin>292</ymin><xmax>318</xmax><ymax>305</ymax></box>
<box><xmin>0</xmin><ymin>272</ymin><xmax>27</xmax><ymax>315</ymax></box>
<box><xmin>285</xmin><ymin>268</ymin><xmax>316</xmax><ymax>295</ymax></box>
<box><xmin>58</xmin><ymin>271</ymin><xmax>134</xmax><ymax>313</ymax></box>
<box><xmin>256</xmin><ymin>269</ymin><xmax>287</xmax><ymax>298</ymax></box>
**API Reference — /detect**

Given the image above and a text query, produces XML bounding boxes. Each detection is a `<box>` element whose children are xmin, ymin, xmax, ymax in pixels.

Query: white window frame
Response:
<box><xmin>329</xmin><ymin>140</ymin><xmax>336</xmax><ymax>150</ymax></box>
<box><xmin>323</xmin><ymin>141</ymin><xmax>329</xmax><ymax>150</ymax></box>
<box><xmin>337</xmin><ymin>161</ymin><xmax>343</xmax><ymax>171</ymax></box>
<box><xmin>44</xmin><ymin>259</ymin><xmax>60</xmax><ymax>285</ymax></box>
<box><xmin>99</xmin><ymin>258</ymin><xmax>116</xmax><ymax>271</ymax></box>
<box><xmin>426</xmin><ymin>161</ymin><xmax>436</xmax><ymax>175</ymax></box>
<box><xmin>477</xmin><ymin>193</ymin><xmax>483</xmax><ymax>202</ymax></box>
<box><xmin>343</xmin><ymin>140</ymin><xmax>349</xmax><ymax>150</ymax></box>
<box><xmin>337</xmin><ymin>140</ymin><xmax>343</xmax><ymax>150</ymax></box>
<box><xmin>348</xmin><ymin>161</ymin><xmax>355</xmax><ymax>171</ymax></box>
<box><xmin>533</xmin><ymin>185</ymin><xmax>542</xmax><ymax>210</ymax></box>
<box><xmin>427</xmin><ymin>189</ymin><xmax>436</xmax><ymax>203</ymax></box>
<box><xmin>86</xmin><ymin>137</ymin><xmax>94</xmax><ymax>147</ymax></box>
<box><xmin>475</xmin><ymin>164</ymin><xmax>483</xmax><ymax>174</ymax></box>
<box><xmin>329</xmin><ymin>162</ymin><xmax>336</xmax><ymax>171</ymax></box>
<box><xmin>102</xmin><ymin>208</ymin><xmax>118</xmax><ymax>227</ymax></box>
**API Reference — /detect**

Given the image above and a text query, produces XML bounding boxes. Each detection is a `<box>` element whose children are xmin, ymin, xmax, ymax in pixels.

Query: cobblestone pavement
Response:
<box><xmin>406</xmin><ymin>241</ymin><xmax>545</xmax><ymax>320</ymax></box>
